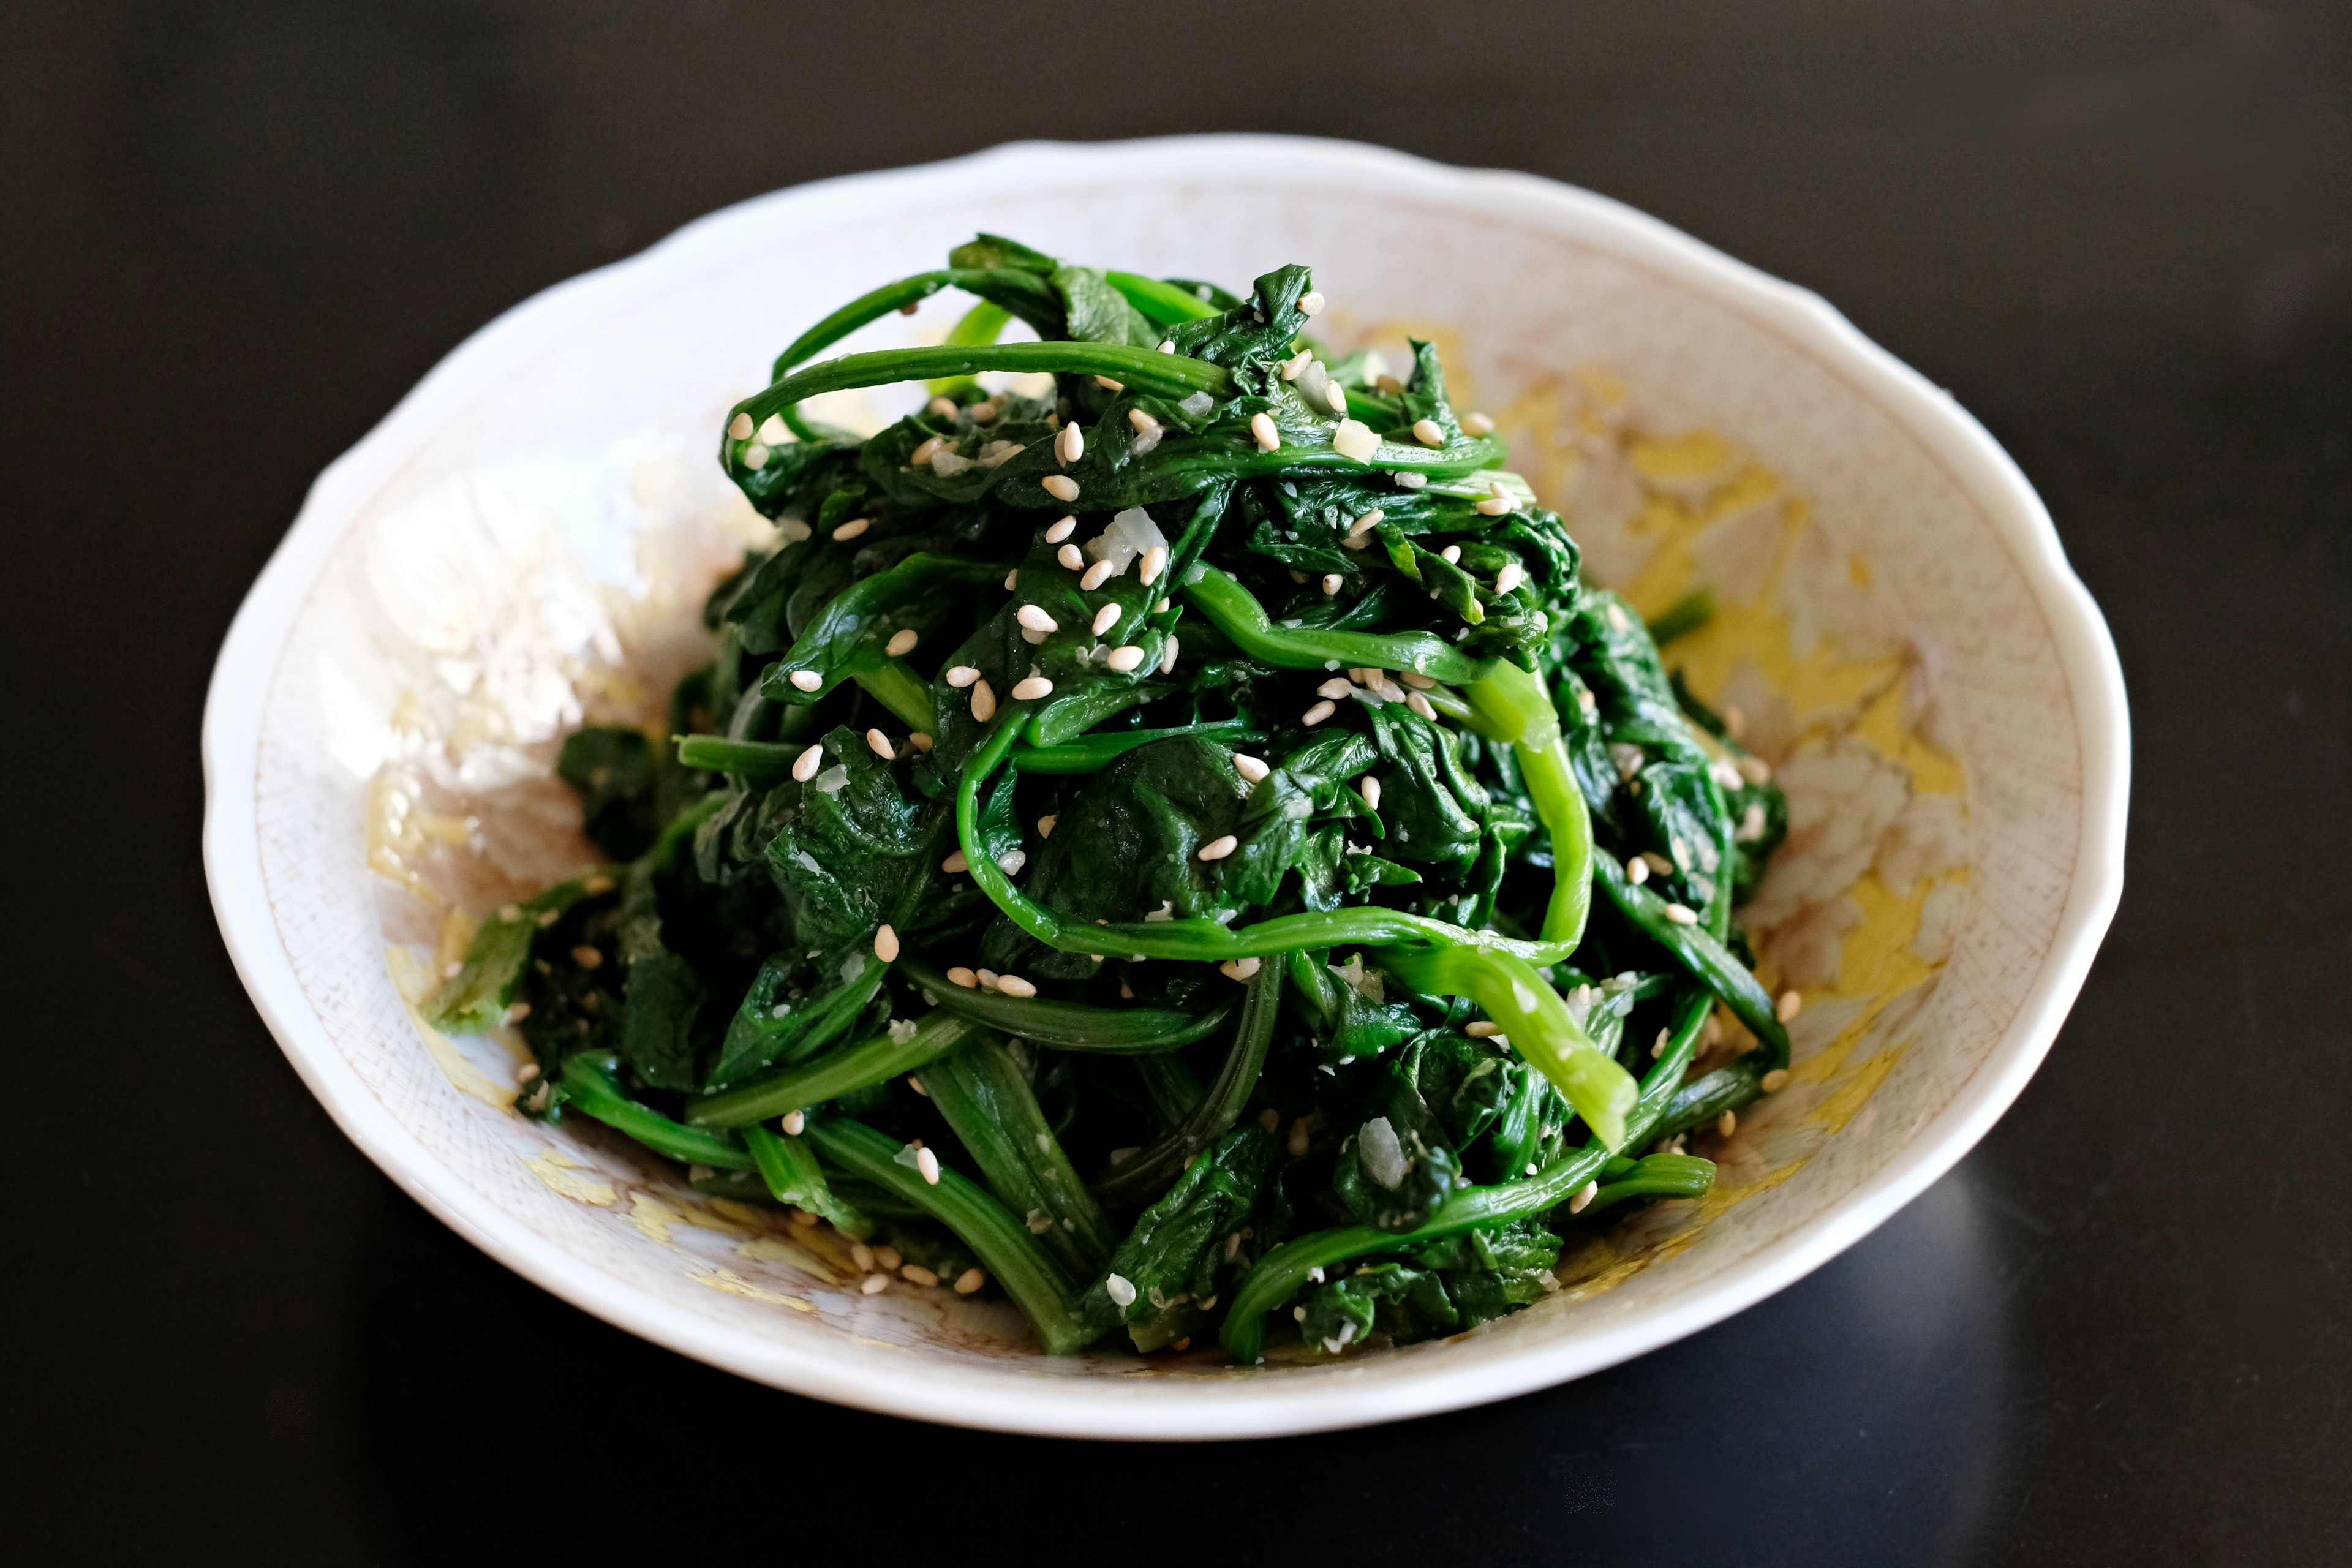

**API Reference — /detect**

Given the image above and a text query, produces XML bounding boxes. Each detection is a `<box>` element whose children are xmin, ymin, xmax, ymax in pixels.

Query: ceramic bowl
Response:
<box><xmin>203</xmin><ymin>135</ymin><xmax>2127</xmax><ymax>1438</ymax></box>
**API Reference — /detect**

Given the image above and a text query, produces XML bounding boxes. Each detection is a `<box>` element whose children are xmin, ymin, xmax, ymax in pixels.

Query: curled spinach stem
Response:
<box><xmin>803</xmin><ymin>1117</ymin><xmax>1095</xmax><ymax>1354</ymax></box>
<box><xmin>921</xmin><ymin>1034</ymin><xmax>1118</xmax><ymax>1275</ymax></box>
<box><xmin>686</xmin><ymin>1012</ymin><xmax>977</xmax><ymax>1128</ymax></box>
<box><xmin>742</xmin><ymin>1123</ymin><xmax>873</xmax><ymax>1237</ymax></box>
<box><xmin>1094</xmin><ymin>957</ymin><xmax>1283</xmax><ymax>1204</ymax></box>
<box><xmin>897</xmin><ymin>957</ymin><xmax>1235</xmax><ymax>1053</ymax></box>
<box><xmin>560</xmin><ymin>1055</ymin><xmax>752</xmax><ymax>1170</ymax></box>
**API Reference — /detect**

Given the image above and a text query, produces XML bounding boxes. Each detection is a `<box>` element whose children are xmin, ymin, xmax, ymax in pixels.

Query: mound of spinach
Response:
<box><xmin>419</xmin><ymin>236</ymin><xmax>1792</xmax><ymax>1362</ymax></box>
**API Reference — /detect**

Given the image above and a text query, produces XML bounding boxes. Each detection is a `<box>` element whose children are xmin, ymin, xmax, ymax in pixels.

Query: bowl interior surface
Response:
<box><xmin>205</xmin><ymin>137</ymin><xmax>2123</xmax><ymax>1438</ymax></box>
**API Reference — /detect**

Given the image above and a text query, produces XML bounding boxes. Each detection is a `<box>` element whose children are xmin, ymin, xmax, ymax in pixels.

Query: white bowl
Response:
<box><xmin>203</xmin><ymin>135</ymin><xmax>2127</xmax><ymax>1438</ymax></box>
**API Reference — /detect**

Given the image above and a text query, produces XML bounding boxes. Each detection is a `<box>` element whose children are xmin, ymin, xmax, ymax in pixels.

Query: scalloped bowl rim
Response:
<box><xmin>203</xmin><ymin>135</ymin><xmax>2128</xmax><ymax>1439</ymax></box>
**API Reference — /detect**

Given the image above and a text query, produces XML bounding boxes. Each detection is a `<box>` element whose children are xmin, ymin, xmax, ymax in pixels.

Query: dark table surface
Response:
<box><xmin>6</xmin><ymin>3</ymin><xmax>2349</xmax><ymax>1563</ymax></box>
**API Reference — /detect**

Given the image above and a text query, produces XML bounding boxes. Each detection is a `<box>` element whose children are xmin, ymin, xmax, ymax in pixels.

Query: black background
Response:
<box><xmin>6</xmin><ymin>3</ymin><xmax>2350</xmax><ymax>1563</ymax></box>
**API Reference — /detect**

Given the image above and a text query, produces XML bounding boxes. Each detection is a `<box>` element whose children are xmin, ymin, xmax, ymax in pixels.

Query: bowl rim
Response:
<box><xmin>202</xmin><ymin>133</ymin><xmax>2129</xmax><ymax>1439</ymax></box>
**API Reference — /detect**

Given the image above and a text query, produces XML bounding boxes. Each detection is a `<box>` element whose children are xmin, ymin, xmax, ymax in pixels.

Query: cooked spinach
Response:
<box><xmin>461</xmin><ymin>237</ymin><xmax>1794</xmax><ymax>1361</ymax></box>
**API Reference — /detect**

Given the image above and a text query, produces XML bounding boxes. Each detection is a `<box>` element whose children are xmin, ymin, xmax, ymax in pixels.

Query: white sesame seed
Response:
<box><xmin>834</xmin><ymin>517</ymin><xmax>871</xmax><ymax>541</ymax></box>
<box><xmin>1011</xmin><ymin>676</ymin><xmax>1055</xmax><ymax>700</ymax></box>
<box><xmin>1080</xmin><ymin>559</ymin><xmax>1115</xmax><ymax>590</ymax></box>
<box><xmin>1251</xmin><ymin>412</ymin><xmax>1280</xmax><ymax>451</ymax></box>
<box><xmin>727</xmin><ymin>412</ymin><xmax>754</xmax><ymax>440</ymax></box>
<box><xmin>927</xmin><ymin>396</ymin><xmax>959</xmax><ymax>418</ymax></box>
<box><xmin>1494</xmin><ymin>562</ymin><xmax>1525</xmax><ymax>594</ymax></box>
<box><xmin>1106</xmin><ymin>1273</ymin><xmax>1138</xmax><ymax>1307</ymax></box>
<box><xmin>866</xmin><ymin>728</ymin><xmax>895</xmax><ymax>760</ymax></box>
<box><xmin>1232</xmin><ymin>753</ymin><xmax>1270</xmax><ymax>782</ymax></box>
<box><xmin>954</xmin><ymin>1267</ymin><xmax>986</xmax><ymax>1294</ymax></box>
<box><xmin>1359</xmin><ymin>775</ymin><xmax>1382</xmax><ymax>811</ymax></box>
<box><xmin>1156</xmin><ymin>598</ymin><xmax>1170</xmax><ymax>613</ymax></box>
<box><xmin>914</xmin><ymin>1146</ymin><xmax>941</xmax><ymax>1185</ymax></box>
<box><xmin>975</xmin><ymin>969</ymin><xmax>1000</xmax><ymax>990</ymax></box>
<box><xmin>996</xmin><ymin>974</ymin><xmax>1037</xmax><ymax>998</ymax></box>
<box><xmin>971</xmin><ymin>398</ymin><xmax>1000</xmax><ymax>423</ymax></box>
<box><xmin>1463</xmin><ymin>412</ymin><xmax>1494</xmax><ymax>435</ymax></box>
<box><xmin>1347</xmin><ymin>508</ymin><xmax>1384</xmax><ymax>539</ymax></box>
<box><xmin>1640</xmin><ymin>851</ymin><xmax>1674</xmax><ymax>875</ymax></box>
<box><xmin>1662</xmin><ymin>903</ymin><xmax>1699</xmax><ymax>925</ymax></box>
<box><xmin>1159</xmin><ymin>635</ymin><xmax>1179</xmax><ymax>674</ymax></box>
<box><xmin>1004</xmin><ymin>568</ymin><xmax>1019</xmax><ymax>590</ymax></box>
<box><xmin>970</xmin><ymin>680</ymin><xmax>997</xmax><ymax>721</ymax></box>
<box><xmin>1761</xmin><ymin>1068</ymin><xmax>1791</xmax><ymax>1093</ymax></box>
<box><xmin>1400</xmin><ymin>671</ymin><xmax>1436</xmax><ymax>690</ymax></box>
<box><xmin>1091</xmin><ymin>603</ymin><xmax>1121</xmax><ymax>635</ymax></box>
<box><xmin>1525</xmin><ymin>1163</ymin><xmax>1539</xmax><ymax>1176</ymax></box>
<box><xmin>1093</xmin><ymin>375</ymin><xmax>1123</xmax><ymax>391</ymax></box>
<box><xmin>1406</xmin><ymin>692</ymin><xmax>1436</xmax><ymax>721</ymax></box>
<box><xmin>861</xmin><ymin>1273</ymin><xmax>890</xmax><ymax>1295</ymax></box>
<box><xmin>1197</xmin><ymin>834</ymin><xmax>1238</xmax><ymax>862</ymax></box>
<box><xmin>1220</xmin><ymin>956</ymin><xmax>1263</xmax><ymax>981</ymax></box>
<box><xmin>1717</xmin><ymin>1110</ymin><xmax>1738</xmax><ymax>1138</ymax></box>
<box><xmin>1605</xmin><ymin>602</ymin><xmax>1629</xmax><ymax>633</ymax></box>
<box><xmin>1057</xmin><ymin>423</ymin><xmax>1083</xmax><ymax>464</ymax></box>
<box><xmin>1303</xmin><ymin>699</ymin><xmax>1336</xmax><ymax>726</ymax></box>
<box><xmin>1412</xmin><ymin>418</ymin><xmax>1445</xmax><ymax>446</ymax></box>
<box><xmin>1569</xmin><ymin>1180</ymin><xmax>1599</xmax><ymax>1215</ymax></box>
<box><xmin>1651</xmin><ymin>1027</ymin><xmax>1671</xmax><ymax>1058</ymax></box>
<box><xmin>1289</xmin><ymin>1118</ymin><xmax>1311</xmax><ymax>1156</ymax></box>
<box><xmin>1138</xmin><ymin>545</ymin><xmax>1167</xmax><ymax>586</ymax></box>
<box><xmin>946</xmin><ymin>665</ymin><xmax>981</xmax><ymax>688</ymax></box>
<box><xmin>1157</xmin><ymin>339</ymin><xmax>1175</xmax><ymax>353</ymax></box>
<box><xmin>782</xmin><ymin>1109</ymin><xmax>805</xmax><ymax>1134</ymax></box>
<box><xmin>1776</xmin><ymin>990</ymin><xmax>1803</xmax><ymax>1023</ymax></box>
<box><xmin>1738</xmin><ymin>755</ymin><xmax>1774</xmax><ymax>785</ymax></box>
<box><xmin>1037</xmin><ymin>814</ymin><xmax>1058</xmax><ymax>839</ymax></box>
<box><xmin>1395</xmin><ymin>471</ymin><xmax>1427</xmax><ymax>489</ymax></box>
<box><xmin>1627</xmin><ymin>856</ymin><xmax>1649</xmax><ymax>886</ymax></box>
<box><xmin>946</xmin><ymin>964</ymin><xmax>977</xmax><ymax>987</ymax></box>
<box><xmin>1127</xmin><ymin>408</ymin><xmax>1159</xmax><ymax>438</ymax></box>
<box><xmin>792</xmin><ymin>743</ymin><xmax>824</xmax><ymax>782</ymax></box>
<box><xmin>571</xmin><ymin>944</ymin><xmax>603</xmax><ymax>970</ymax></box>
<box><xmin>789</xmin><ymin>668</ymin><xmax>822</xmax><ymax>692</ymax></box>
<box><xmin>1042</xmin><ymin>474</ymin><xmax>1080</xmax><ymax>502</ymax></box>
<box><xmin>1105</xmin><ymin>644</ymin><xmax>1146</xmax><ymax>672</ymax></box>
<box><xmin>1441</xmin><ymin>544</ymin><xmax>1462</xmax><ymax>564</ymax></box>
<box><xmin>1016</xmin><ymin>604</ymin><xmax>1058</xmax><ymax>633</ymax></box>
<box><xmin>1049</xmin><ymin>543</ymin><xmax>1082</xmax><ymax>573</ymax></box>
<box><xmin>884</xmin><ymin>628</ymin><xmax>919</xmax><ymax>657</ymax></box>
<box><xmin>1297</xmin><ymin>290</ymin><xmax>1325</xmax><ymax>315</ymax></box>
<box><xmin>874</xmin><ymin>924</ymin><xmax>900</xmax><ymax>962</ymax></box>
<box><xmin>1317</xmin><ymin>677</ymin><xmax>1353</xmax><ymax>700</ymax></box>
<box><xmin>1476</xmin><ymin>487</ymin><xmax>1513</xmax><ymax>516</ymax></box>
<box><xmin>908</xmin><ymin>731</ymin><xmax>931</xmax><ymax>752</ymax></box>
<box><xmin>1322</xmin><ymin>572</ymin><xmax>1344</xmax><ymax>595</ymax></box>
<box><xmin>1324</xmin><ymin>381</ymin><xmax>1349</xmax><ymax>415</ymax></box>
<box><xmin>1466</xmin><ymin>1019</ymin><xmax>1502</xmax><ymax>1038</ymax></box>
<box><xmin>901</xmin><ymin>1264</ymin><xmax>940</xmax><ymax>1287</ymax></box>
<box><xmin>1043</xmin><ymin>515</ymin><xmax>1078</xmax><ymax>545</ymax></box>
<box><xmin>910</xmin><ymin>435</ymin><xmax>943</xmax><ymax>466</ymax></box>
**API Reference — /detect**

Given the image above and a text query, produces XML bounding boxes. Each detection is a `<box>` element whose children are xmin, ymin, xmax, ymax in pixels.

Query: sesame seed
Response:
<box><xmin>1569</xmin><ymin>1180</ymin><xmax>1599</xmax><ymax>1215</ymax></box>
<box><xmin>1441</xmin><ymin>543</ymin><xmax>1462</xmax><ymax>564</ymax></box>
<box><xmin>866</xmin><ymin>728</ymin><xmax>895</xmax><ymax>759</ymax></box>
<box><xmin>884</xmin><ymin>628</ymin><xmax>919</xmax><ymax>657</ymax></box>
<box><xmin>908</xmin><ymin>729</ymin><xmax>933</xmax><ymax>753</ymax></box>
<box><xmin>1525</xmin><ymin>1163</ymin><xmax>1539</xmax><ymax>1176</ymax></box>
<box><xmin>971</xmin><ymin>399</ymin><xmax>1000</xmax><ymax>423</ymax></box>
<box><xmin>1476</xmin><ymin>483</ymin><xmax>1513</xmax><ymax>516</ymax></box>
<box><xmin>1490</xmin><ymin>562</ymin><xmax>1527</xmax><ymax>597</ymax></box>
<box><xmin>1346</xmin><ymin>508</ymin><xmax>1384</xmax><ymax>540</ymax></box>
<box><xmin>504</xmin><ymin>1001</ymin><xmax>531</xmax><ymax>1023</ymax></box>
<box><xmin>789</xmin><ymin>668</ymin><xmax>823</xmax><ymax>692</ymax></box>
<box><xmin>915</xmin><ymin>1147</ymin><xmax>941</xmax><ymax>1185</ymax></box>
<box><xmin>570</xmin><ymin>944</ymin><xmax>603</xmax><ymax>971</ymax></box>
<box><xmin>1297</xmin><ymin>290</ymin><xmax>1325</xmax><ymax>315</ymax></box>
<box><xmin>1093</xmin><ymin>375</ymin><xmax>1123</xmax><ymax>391</ymax></box>
<box><xmin>1091</xmin><ymin>603</ymin><xmax>1121</xmax><ymax>635</ymax></box>
<box><xmin>1198</xmin><ymin>835</ymin><xmax>1239</xmax><ymax>861</ymax></box>
<box><xmin>1044</xmin><ymin>515</ymin><xmax>1077</xmax><ymax>545</ymax></box>
<box><xmin>1157</xmin><ymin>339</ymin><xmax>1176</xmax><ymax>353</ymax></box>
<box><xmin>1738</xmin><ymin>755</ymin><xmax>1774</xmax><ymax>785</ymax></box>
<box><xmin>900</xmin><ymin>1264</ymin><xmax>940</xmax><ymax>1287</ymax></box>
<box><xmin>1324</xmin><ymin>381</ymin><xmax>1349</xmax><ymax>415</ymax></box>
<box><xmin>1232</xmin><ymin>753</ymin><xmax>1270</xmax><ymax>782</ymax></box>
<box><xmin>1106</xmin><ymin>1273</ymin><xmax>1138</xmax><ymax>1307</ymax></box>
<box><xmin>1761</xmin><ymin>1068</ymin><xmax>1791</xmax><ymax>1093</ymax></box>
<box><xmin>1257</xmin><ymin>1108</ymin><xmax>1281</xmax><ymax>1133</ymax></box>
<box><xmin>1322</xmin><ymin>572</ymin><xmax>1344</xmax><ymax>595</ymax></box>
<box><xmin>728</xmin><ymin>412</ymin><xmax>754</xmax><ymax>440</ymax></box>
<box><xmin>1288</xmin><ymin>1118</ymin><xmax>1311</xmax><ymax>1156</ymax></box>
<box><xmin>1011</xmin><ymin>675</ymin><xmax>1054</xmax><ymax>700</ymax></box>
<box><xmin>1042</xmin><ymin>474</ymin><xmax>1080</xmax><ymax>502</ymax></box>
<box><xmin>1127</xmin><ymin>408</ymin><xmax>1159</xmax><ymax>437</ymax></box>
<box><xmin>946</xmin><ymin>665</ymin><xmax>980</xmax><ymax>688</ymax></box>
<box><xmin>851</xmin><ymin>1243</ymin><xmax>875</xmax><ymax>1270</ymax></box>
<box><xmin>861</xmin><ymin>1274</ymin><xmax>890</xmax><ymax>1295</ymax></box>
<box><xmin>1400</xmin><ymin>671</ymin><xmax>1436</xmax><ymax>690</ymax></box>
<box><xmin>927</xmin><ymin>396</ymin><xmax>959</xmax><ymax>418</ymax></box>
<box><xmin>872</xmin><ymin>924</ymin><xmax>900</xmax><ymax>963</ymax></box>
<box><xmin>1717</xmin><ymin>1110</ymin><xmax>1738</xmax><ymax>1138</ymax></box>
<box><xmin>1463</xmin><ymin>412</ymin><xmax>1494</xmax><ymax>435</ymax></box>
<box><xmin>1080</xmin><ymin>559</ymin><xmax>1115</xmax><ymax>590</ymax></box>
<box><xmin>1406</xmin><ymin>692</ymin><xmax>1437</xmax><ymax>721</ymax></box>
<box><xmin>1605</xmin><ymin>601</ymin><xmax>1629</xmax><ymax>633</ymax></box>
<box><xmin>1156</xmin><ymin>598</ymin><xmax>1170</xmax><ymax>612</ymax></box>
<box><xmin>1138</xmin><ymin>545</ymin><xmax>1167</xmax><ymax>584</ymax></box>
<box><xmin>1776</xmin><ymin>989</ymin><xmax>1803</xmax><ymax>1023</ymax></box>
<box><xmin>582</xmin><ymin>875</ymin><xmax>614</xmax><ymax>895</ymax></box>
<box><xmin>1662</xmin><ymin>902</ymin><xmax>1699</xmax><ymax>925</ymax></box>
<box><xmin>782</xmin><ymin>1109</ymin><xmax>805</xmax><ymax>1134</ymax></box>
<box><xmin>1317</xmin><ymin>677</ymin><xmax>1354</xmax><ymax>700</ymax></box>
<box><xmin>970</xmin><ymin>680</ymin><xmax>997</xmax><ymax>721</ymax></box>
<box><xmin>1105</xmin><ymin>644</ymin><xmax>1146</xmax><ymax>672</ymax></box>
<box><xmin>1724</xmin><ymin>704</ymin><xmax>1748</xmax><ymax>739</ymax></box>
<box><xmin>1159</xmin><ymin>636</ymin><xmax>1179</xmax><ymax>674</ymax></box>
<box><xmin>834</xmin><ymin>517</ymin><xmax>870</xmax><ymax>541</ymax></box>
<box><xmin>954</xmin><ymin>1267</ymin><xmax>986</xmax><ymax>1294</ymax></box>
<box><xmin>996</xmin><ymin>974</ymin><xmax>1037</xmax><ymax>998</ymax></box>
<box><xmin>1303</xmin><ymin>699</ymin><xmax>1336</xmax><ymax>726</ymax></box>
<box><xmin>1057</xmin><ymin>423</ymin><xmax>1084</xmax><ymax>464</ymax></box>
<box><xmin>1640</xmin><ymin>851</ymin><xmax>1674</xmax><ymax>875</ymax></box>
<box><xmin>910</xmin><ymin>435</ymin><xmax>942</xmax><ymax>466</ymax></box>
<box><xmin>875</xmin><ymin>1246</ymin><xmax>902</xmax><ymax>1271</ymax></box>
<box><xmin>1017</xmin><ymin>604</ymin><xmax>1058</xmax><ymax>634</ymax></box>
<box><xmin>946</xmin><ymin>965</ymin><xmax>977</xmax><ymax>987</ymax></box>
<box><xmin>1004</xmin><ymin>568</ymin><xmax>1019</xmax><ymax>590</ymax></box>
<box><xmin>976</xmin><ymin>969</ymin><xmax>1000</xmax><ymax>990</ymax></box>
<box><xmin>792</xmin><ymin>743</ymin><xmax>824</xmax><ymax>781</ymax></box>
<box><xmin>1048</xmin><ymin>543</ymin><xmax>1080</xmax><ymax>574</ymax></box>
<box><xmin>1038</xmin><ymin>814</ymin><xmax>1058</xmax><ymax>839</ymax></box>
<box><xmin>1412</xmin><ymin>417</ymin><xmax>1445</xmax><ymax>446</ymax></box>
<box><xmin>1466</xmin><ymin>1019</ymin><xmax>1502</xmax><ymax>1038</ymax></box>
<box><xmin>1251</xmin><ymin>412</ymin><xmax>1280</xmax><ymax>451</ymax></box>
<box><xmin>1651</xmin><ymin>1027</ymin><xmax>1670</xmax><ymax>1058</ymax></box>
<box><xmin>1221</xmin><ymin>956</ymin><xmax>1263</xmax><ymax>982</ymax></box>
<box><xmin>1627</xmin><ymin>856</ymin><xmax>1649</xmax><ymax>886</ymax></box>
